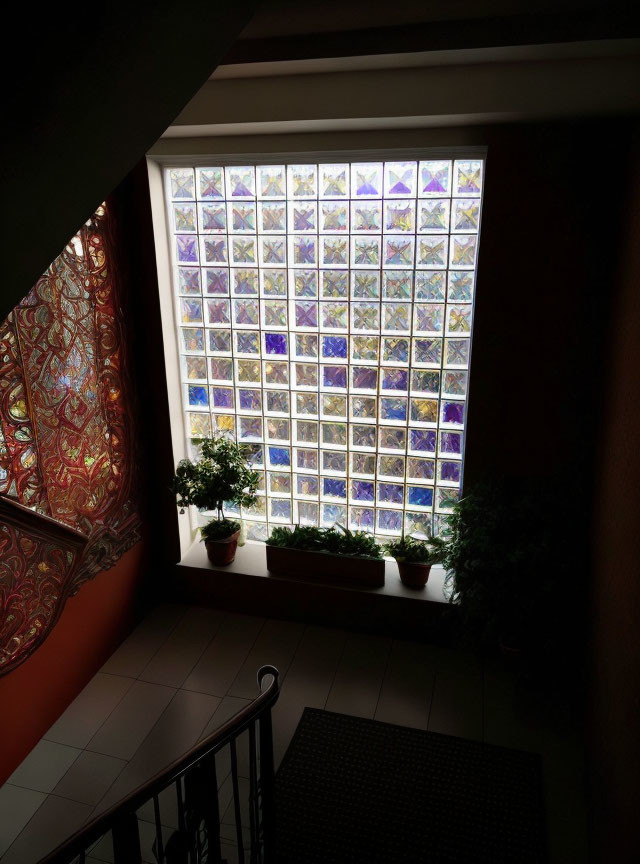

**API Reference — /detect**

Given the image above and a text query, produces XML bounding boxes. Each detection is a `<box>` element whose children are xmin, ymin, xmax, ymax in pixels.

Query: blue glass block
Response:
<box><xmin>271</xmin><ymin>499</ymin><xmax>292</xmax><ymax>519</ymax></box>
<box><xmin>265</xmin><ymin>333</ymin><xmax>287</xmax><ymax>355</ymax></box>
<box><xmin>410</xmin><ymin>429</ymin><xmax>436</xmax><ymax>452</ymax></box>
<box><xmin>324</xmin><ymin>478</ymin><xmax>347</xmax><ymax>498</ymax></box>
<box><xmin>269</xmin><ymin>447</ymin><xmax>291</xmax><ymax>466</ymax></box>
<box><xmin>322</xmin><ymin>336</ymin><xmax>348</xmax><ymax>359</ymax></box>
<box><xmin>381</xmin><ymin>369</ymin><xmax>408</xmax><ymax>391</ymax></box>
<box><xmin>188</xmin><ymin>386</ymin><xmax>208</xmax><ymax>407</ymax></box>
<box><xmin>323</xmin><ymin>366</ymin><xmax>347</xmax><ymax>388</ymax></box>
<box><xmin>408</xmin><ymin>486</ymin><xmax>434</xmax><ymax>507</ymax></box>
<box><xmin>323</xmin><ymin>503</ymin><xmax>347</xmax><ymax>526</ymax></box>
<box><xmin>212</xmin><ymin>388</ymin><xmax>234</xmax><ymax>409</ymax></box>
<box><xmin>440</xmin><ymin>432</ymin><xmax>462</xmax><ymax>454</ymax></box>
<box><xmin>238</xmin><ymin>389</ymin><xmax>261</xmax><ymax>411</ymax></box>
<box><xmin>378</xmin><ymin>509</ymin><xmax>403</xmax><ymax>532</ymax></box>
<box><xmin>351</xmin><ymin>480</ymin><xmax>375</xmax><ymax>502</ymax></box>
<box><xmin>378</xmin><ymin>483</ymin><xmax>404</xmax><ymax>504</ymax></box>
<box><xmin>380</xmin><ymin>398</ymin><xmax>407</xmax><ymax>421</ymax></box>
<box><xmin>177</xmin><ymin>236</ymin><xmax>198</xmax><ymax>263</ymax></box>
<box><xmin>440</xmin><ymin>461</ymin><xmax>461</xmax><ymax>482</ymax></box>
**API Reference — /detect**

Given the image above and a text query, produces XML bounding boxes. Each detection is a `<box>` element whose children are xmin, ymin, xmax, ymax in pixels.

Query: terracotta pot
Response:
<box><xmin>397</xmin><ymin>561</ymin><xmax>432</xmax><ymax>589</ymax></box>
<box><xmin>204</xmin><ymin>530</ymin><xmax>240</xmax><ymax>566</ymax></box>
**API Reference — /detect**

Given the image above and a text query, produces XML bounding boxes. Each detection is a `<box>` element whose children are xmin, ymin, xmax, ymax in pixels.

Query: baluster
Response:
<box><xmin>248</xmin><ymin>722</ymin><xmax>260</xmax><ymax>864</ymax></box>
<box><xmin>152</xmin><ymin>792</ymin><xmax>165</xmax><ymax>863</ymax></box>
<box><xmin>258</xmin><ymin>709</ymin><xmax>277</xmax><ymax>864</ymax></box>
<box><xmin>184</xmin><ymin>754</ymin><xmax>222</xmax><ymax>864</ymax></box>
<box><xmin>112</xmin><ymin>811</ymin><xmax>142</xmax><ymax>864</ymax></box>
<box><xmin>229</xmin><ymin>738</ymin><xmax>245</xmax><ymax>864</ymax></box>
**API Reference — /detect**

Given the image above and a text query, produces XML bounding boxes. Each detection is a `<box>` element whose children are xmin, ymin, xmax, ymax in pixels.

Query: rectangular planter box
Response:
<box><xmin>265</xmin><ymin>544</ymin><xmax>385</xmax><ymax>588</ymax></box>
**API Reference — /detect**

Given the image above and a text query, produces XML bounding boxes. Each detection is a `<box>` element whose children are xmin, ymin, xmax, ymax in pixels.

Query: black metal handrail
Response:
<box><xmin>38</xmin><ymin>665</ymin><xmax>280</xmax><ymax>864</ymax></box>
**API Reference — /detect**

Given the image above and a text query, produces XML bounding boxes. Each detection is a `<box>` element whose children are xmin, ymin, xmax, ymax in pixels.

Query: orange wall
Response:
<box><xmin>0</xmin><ymin>541</ymin><xmax>145</xmax><ymax>783</ymax></box>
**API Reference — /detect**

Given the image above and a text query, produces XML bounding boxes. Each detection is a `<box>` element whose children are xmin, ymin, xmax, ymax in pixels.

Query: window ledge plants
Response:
<box><xmin>384</xmin><ymin>535</ymin><xmax>444</xmax><ymax>589</ymax></box>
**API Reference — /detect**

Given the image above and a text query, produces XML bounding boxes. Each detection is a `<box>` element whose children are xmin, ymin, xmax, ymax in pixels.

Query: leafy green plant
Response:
<box><xmin>201</xmin><ymin>518</ymin><xmax>241</xmax><ymax>542</ymax></box>
<box><xmin>384</xmin><ymin>535</ymin><xmax>444</xmax><ymax>565</ymax></box>
<box><xmin>266</xmin><ymin>524</ymin><xmax>382</xmax><ymax>559</ymax></box>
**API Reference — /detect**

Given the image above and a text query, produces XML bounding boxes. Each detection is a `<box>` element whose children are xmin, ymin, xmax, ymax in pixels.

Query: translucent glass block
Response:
<box><xmin>410</xmin><ymin>398</ymin><xmax>438</xmax><ymax>423</ymax></box>
<box><xmin>454</xmin><ymin>160</ymin><xmax>483</xmax><ymax>196</ymax></box>
<box><xmin>267</xmin><ymin>418</ymin><xmax>290</xmax><ymax>440</ymax></box>
<box><xmin>351</xmin><ymin>336</ymin><xmax>379</xmax><ymax>362</ymax></box>
<box><xmin>268</xmin><ymin>446</ymin><xmax>291</xmax><ymax>467</ymax></box>
<box><xmin>412</xmin><ymin>370</ymin><xmax>440</xmax><ymax>394</ymax></box>
<box><xmin>211</xmin><ymin>387</ymin><xmax>234</xmax><ymax>410</ymax></box>
<box><xmin>382</xmin><ymin>303</ymin><xmax>411</xmax><ymax>331</ymax></box>
<box><xmin>233</xmin><ymin>300</ymin><xmax>259</xmax><ymax>327</ymax></box>
<box><xmin>170</xmin><ymin>168</ymin><xmax>194</xmax><ymax>199</ymax></box>
<box><xmin>378</xmin><ymin>455</ymin><xmax>405</xmax><ymax>478</ymax></box>
<box><xmin>292</xmin><ymin>270</ymin><xmax>318</xmax><ymax>297</ymax></box>
<box><xmin>236</xmin><ymin>360</ymin><xmax>261</xmax><ymax>383</ymax></box>
<box><xmin>407</xmin><ymin>457</ymin><xmax>435</xmax><ymax>480</ymax></box>
<box><xmin>296</xmin><ymin>392</ymin><xmax>318</xmax><ymax>416</ymax></box>
<box><xmin>187</xmin><ymin>385</ymin><xmax>208</xmax><ymax>408</ymax></box>
<box><xmin>206</xmin><ymin>299</ymin><xmax>229</xmax><ymax>326</ymax></box>
<box><xmin>350</xmin><ymin>507</ymin><xmax>375</xmax><ymax>531</ymax></box>
<box><xmin>441</xmin><ymin>401</ymin><xmax>465</xmax><ymax>426</ymax></box>
<box><xmin>174</xmin><ymin>203</ymin><xmax>196</xmax><ymax>232</ymax></box>
<box><xmin>322</xmin><ymin>336</ymin><xmax>348</xmax><ymax>359</ymax></box>
<box><xmin>351</xmin><ymin>237</ymin><xmax>380</xmax><ymax>268</ymax></box>
<box><xmin>382</xmin><ymin>271</ymin><xmax>412</xmax><ymax>299</ymax></box>
<box><xmin>413</xmin><ymin>338</ymin><xmax>442</xmax><ymax>366</ymax></box>
<box><xmin>263</xmin><ymin>361</ymin><xmax>289</xmax><ymax>385</ymax></box>
<box><xmin>378</xmin><ymin>482</ymin><xmax>404</xmax><ymax>504</ymax></box>
<box><xmin>235</xmin><ymin>331</ymin><xmax>259</xmax><ymax>355</ymax></box>
<box><xmin>201</xmin><ymin>237</ymin><xmax>227</xmax><ymax>264</ymax></box>
<box><xmin>292</xmin><ymin>301</ymin><xmax>316</xmax><ymax>329</ymax></box>
<box><xmin>351</xmin><ymin>303</ymin><xmax>380</xmax><ymax>331</ymax></box>
<box><xmin>239</xmin><ymin>416</ymin><xmax>262</xmax><ymax>440</ymax></box>
<box><xmin>381</xmin><ymin>368</ymin><xmax>408</xmax><ymax>391</ymax></box>
<box><xmin>407</xmin><ymin>486</ymin><xmax>434</xmax><ymax>508</ymax></box>
<box><xmin>185</xmin><ymin>357</ymin><xmax>207</xmax><ymax>380</ymax></box>
<box><xmin>320</xmin><ymin>202</ymin><xmax>348</xmax><ymax>232</ymax></box>
<box><xmin>384</xmin><ymin>161</ymin><xmax>417</xmax><ymax>197</ymax></box>
<box><xmin>351</xmin><ymin>163</ymin><xmax>383</xmax><ymax>198</ymax></box>
<box><xmin>321</xmin><ymin>422</ymin><xmax>347</xmax><ymax>446</ymax></box>
<box><xmin>351</xmin><ymin>272</ymin><xmax>380</xmax><ymax>299</ymax></box>
<box><xmin>321</xmin><ymin>270</ymin><xmax>349</xmax><ymax>298</ymax></box>
<box><xmin>296</xmin><ymin>421</ymin><xmax>319</xmax><ymax>444</ymax></box>
<box><xmin>447</xmin><ymin>306</ymin><xmax>472</xmax><ymax>333</ymax></box>
<box><xmin>384</xmin><ymin>201</ymin><xmax>415</xmax><ymax>233</ymax></box>
<box><xmin>296</xmin><ymin>474</ymin><xmax>319</xmax><ymax>496</ymax></box>
<box><xmin>208</xmin><ymin>330</ymin><xmax>231</xmax><ymax>353</ymax></box>
<box><xmin>322</xmin><ymin>366</ymin><xmax>347</xmax><ymax>389</ymax></box>
<box><xmin>288</xmin><ymin>164</ymin><xmax>317</xmax><ymax>198</ymax></box>
<box><xmin>322</xmin><ymin>237</ymin><xmax>349</xmax><ymax>267</ymax></box>
<box><xmin>296</xmin><ymin>447</ymin><xmax>318</xmax><ymax>469</ymax></box>
<box><xmin>322</xmin><ymin>450</ymin><xmax>346</xmax><ymax>472</ymax></box>
<box><xmin>230</xmin><ymin>203</ymin><xmax>256</xmax><ymax>233</ymax></box>
<box><xmin>246</xmin><ymin>522</ymin><xmax>269</xmax><ymax>541</ymax></box>
<box><xmin>323</xmin><ymin>477</ymin><xmax>347</xmax><ymax>499</ymax></box>
<box><xmin>452</xmin><ymin>199</ymin><xmax>480</xmax><ymax>232</ymax></box>
<box><xmin>351</xmin><ymin>480</ymin><xmax>375</xmax><ymax>502</ymax></box>
<box><xmin>260</xmin><ymin>237</ymin><xmax>286</xmax><ymax>266</ymax></box>
<box><xmin>198</xmin><ymin>167</ymin><xmax>224</xmax><ymax>199</ymax></box>
<box><xmin>322</xmin><ymin>503</ymin><xmax>347</xmax><ymax>527</ymax></box>
<box><xmin>443</xmin><ymin>370</ymin><xmax>468</xmax><ymax>397</ymax></box>
<box><xmin>417</xmin><ymin>236</ymin><xmax>447</xmax><ymax>268</ymax></box>
<box><xmin>226</xmin><ymin>166</ymin><xmax>255</xmax><ymax>198</ymax></box>
<box><xmin>382</xmin><ymin>337</ymin><xmax>409</xmax><ymax>363</ymax></box>
<box><xmin>259</xmin><ymin>202</ymin><xmax>287</xmax><ymax>232</ymax></box>
<box><xmin>419</xmin><ymin>160</ymin><xmax>451</xmax><ymax>197</ymax></box>
<box><xmin>450</xmin><ymin>235</ymin><xmax>478</xmax><ymax>269</ymax></box>
<box><xmin>444</xmin><ymin>338</ymin><xmax>470</xmax><ymax>367</ymax></box>
<box><xmin>177</xmin><ymin>235</ymin><xmax>198</xmax><ymax>263</ymax></box>
<box><xmin>181</xmin><ymin>299</ymin><xmax>203</xmax><ymax>324</ymax></box>
<box><xmin>322</xmin><ymin>395</ymin><xmax>347</xmax><ymax>417</ymax></box>
<box><xmin>213</xmin><ymin>415</ymin><xmax>235</xmax><ymax>435</ymax></box>
<box><xmin>415</xmin><ymin>271</ymin><xmax>446</xmax><ymax>301</ymax></box>
<box><xmin>351</xmin><ymin>202</ymin><xmax>382</xmax><ymax>233</ymax></box>
<box><xmin>204</xmin><ymin>269</ymin><xmax>228</xmax><ymax>295</ymax></box>
<box><xmin>266</xmin><ymin>391</ymin><xmax>289</xmax><ymax>414</ymax></box>
<box><xmin>297</xmin><ymin>501</ymin><xmax>319</xmax><ymax>525</ymax></box>
<box><xmin>291</xmin><ymin>236</ymin><xmax>317</xmax><ymax>266</ymax></box>
<box><xmin>231</xmin><ymin>238</ymin><xmax>257</xmax><ymax>266</ymax></box>
<box><xmin>295</xmin><ymin>363</ymin><xmax>318</xmax><ymax>388</ymax></box>
<box><xmin>177</xmin><ymin>268</ymin><xmax>201</xmax><ymax>295</ymax></box>
<box><xmin>181</xmin><ymin>328</ymin><xmax>204</xmax><ymax>352</ymax></box>
<box><xmin>380</xmin><ymin>397</ymin><xmax>407</xmax><ymax>421</ymax></box>
<box><xmin>321</xmin><ymin>302</ymin><xmax>348</xmax><ymax>330</ymax></box>
<box><xmin>409</xmin><ymin>428</ymin><xmax>436</xmax><ymax>453</ymax></box>
<box><xmin>405</xmin><ymin>511</ymin><xmax>432</xmax><ymax>539</ymax></box>
<box><xmin>383</xmin><ymin>237</ymin><xmax>414</xmax><ymax>267</ymax></box>
<box><xmin>238</xmin><ymin>389</ymin><xmax>262</xmax><ymax>412</ymax></box>
<box><xmin>261</xmin><ymin>269</ymin><xmax>287</xmax><ymax>296</ymax></box>
<box><xmin>210</xmin><ymin>358</ymin><xmax>233</xmax><ymax>381</ymax></box>
<box><xmin>418</xmin><ymin>199</ymin><xmax>449</xmax><ymax>233</ymax></box>
<box><xmin>448</xmin><ymin>271</ymin><xmax>474</xmax><ymax>302</ymax></box>
<box><xmin>350</xmin><ymin>396</ymin><xmax>377</xmax><ymax>419</ymax></box>
<box><xmin>351</xmin><ymin>453</ymin><xmax>376</xmax><ymax>476</ymax></box>
<box><xmin>351</xmin><ymin>424</ymin><xmax>376</xmax><ymax>448</ymax></box>
<box><xmin>270</xmin><ymin>499</ymin><xmax>292</xmax><ymax>520</ymax></box>
<box><xmin>438</xmin><ymin>460</ymin><xmax>462</xmax><ymax>483</ymax></box>
<box><xmin>263</xmin><ymin>301</ymin><xmax>288</xmax><ymax>328</ymax></box>
<box><xmin>232</xmin><ymin>270</ymin><xmax>259</xmax><ymax>296</ymax></box>
<box><xmin>291</xmin><ymin>203</ymin><xmax>317</xmax><ymax>233</ymax></box>
<box><xmin>257</xmin><ymin>165</ymin><xmax>286</xmax><ymax>198</ymax></box>
<box><xmin>440</xmin><ymin>431</ymin><xmax>463</xmax><ymax>455</ymax></box>
<box><xmin>351</xmin><ymin>367</ymin><xmax>378</xmax><ymax>390</ymax></box>
<box><xmin>436</xmin><ymin>487</ymin><xmax>460</xmax><ymax>511</ymax></box>
<box><xmin>295</xmin><ymin>334</ymin><xmax>318</xmax><ymax>359</ymax></box>
<box><xmin>319</xmin><ymin>163</ymin><xmax>349</xmax><ymax>198</ymax></box>
<box><xmin>377</xmin><ymin>509</ymin><xmax>403</xmax><ymax>533</ymax></box>
<box><xmin>187</xmin><ymin>412</ymin><xmax>211</xmax><ymax>438</ymax></box>
<box><xmin>414</xmin><ymin>304</ymin><xmax>444</xmax><ymax>334</ymax></box>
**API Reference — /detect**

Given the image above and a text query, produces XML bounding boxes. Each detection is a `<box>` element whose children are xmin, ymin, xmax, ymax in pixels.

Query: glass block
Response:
<box><xmin>239</xmin><ymin>416</ymin><xmax>262</xmax><ymax>440</ymax></box>
<box><xmin>181</xmin><ymin>328</ymin><xmax>204</xmax><ymax>352</ymax></box>
<box><xmin>267</xmin><ymin>418</ymin><xmax>290</xmax><ymax>440</ymax></box>
<box><xmin>383</xmin><ymin>237</ymin><xmax>414</xmax><ymax>267</ymax></box>
<box><xmin>270</xmin><ymin>499</ymin><xmax>292</xmax><ymax>520</ymax></box>
<box><xmin>296</xmin><ymin>392</ymin><xmax>318</xmax><ymax>415</ymax></box>
<box><xmin>246</xmin><ymin>522</ymin><xmax>269</xmax><ymax>541</ymax></box>
<box><xmin>292</xmin><ymin>270</ymin><xmax>318</xmax><ymax>297</ymax></box>
<box><xmin>382</xmin><ymin>303</ymin><xmax>410</xmax><ymax>331</ymax></box>
<box><xmin>381</xmin><ymin>368</ymin><xmax>408</xmax><ymax>391</ymax></box>
<box><xmin>442</xmin><ymin>401</ymin><xmax>465</xmax><ymax>425</ymax></box>
<box><xmin>352</xmin><ymin>424</ymin><xmax>376</xmax><ymax>448</ymax></box>
<box><xmin>266</xmin><ymin>391</ymin><xmax>289</xmax><ymax>413</ymax></box>
<box><xmin>378</xmin><ymin>482</ymin><xmax>404</xmax><ymax>504</ymax></box>
<box><xmin>413</xmin><ymin>338</ymin><xmax>442</xmax><ymax>366</ymax></box>
<box><xmin>236</xmin><ymin>360</ymin><xmax>261</xmax><ymax>383</ymax></box>
<box><xmin>294</xmin><ymin>301</ymin><xmax>318</xmax><ymax>328</ymax></box>
<box><xmin>177</xmin><ymin>268</ymin><xmax>201</xmax><ymax>295</ymax></box>
<box><xmin>260</xmin><ymin>237</ymin><xmax>286</xmax><ymax>266</ymax></box>
<box><xmin>350</xmin><ymin>396</ymin><xmax>377</xmax><ymax>419</ymax></box>
<box><xmin>202</xmin><ymin>237</ymin><xmax>227</xmax><ymax>264</ymax></box>
<box><xmin>412</xmin><ymin>370</ymin><xmax>440</xmax><ymax>394</ymax></box>
<box><xmin>415</xmin><ymin>271</ymin><xmax>446</xmax><ymax>301</ymax></box>
<box><xmin>439</xmin><ymin>460</ymin><xmax>462</xmax><ymax>483</ymax></box>
<box><xmin>443</xmin><ymin>370</ymin><xmax>468</xmax><ymax>396</ymax></box>
<box><xmin>351</xmin><ymin>367</ymin><xmax>378</xmax><ymax>390</ymax></box>
<box><xmin>407</xmin><ymin>486</ymin><xmax>434</xmax><ymax>508</ymax></box>
<box><xmin>264</xmin><ymin>361</ymin><xmax>289</xmax><ymax>385</ymax></box>
<box><xmin>350</xmin><ymin>507</ymin><xmax>375</xmax><ymax>531</ymax></box>
<box><xmin>351</xmin><ymin>453</ymin><xmax>376</xmax><ymax>476</ymax></box>
<box><xmin>290</xmin><ymin>236</ymin><xmax>317</xmax><ymax>266</ymax></box>
<box><xmin>291</xmin><ymin>203</ymin><xmax>316</xmax><ymax>233</ymax></box>
<box><xmin>322</xmin><ymin>336</ymin><xmax>347</xmax><ymax>359</ymax></box>
<box><xmin>322</xmin><ymin>237</ymin><xmax>349</xmax><ymax>267</ymax></box>
<box><xmin>181</xmin><ymin>298</ymin><xmax>203</xmax><ymax>324</ymax></box>
<box><xmin>417</xmin><ymin>199</ymin><xmax>449</xmax><ymax>233</ymax></box>
<box><xmin>288</xmin><ymin>164</ymin><xmax>317</xmax><ymax>198</ymax></box>
<box><xmin>321</xmin><ymin>422</ymin><xmax>347</xmax><ymax>446</ymax></box>
<box><xmin>210</xmin><ymin>358</ymin><xmax>233</xmax><ymax>381</ymax></box>
<box><xmin>417</xmin><ymin>236</ymin><xmax>447</xmax><ymax>268</ymax></box>
<box><xmin>321</xmin><ymin>302</ymin><xmax>348</xmax><ymax>330</ymax></box>
<box><xmin>268</xmin><ymin>446</ymin><xmax>291</xmax><ymax>467</ymax></box>
<box><xmin>322</xmin><ymin>395</ymin><xmax>347</xmax><ymax>417</ymax></box>
<box><xmin>233</xmin><ymin>269</ymin><xmax>258</xmax><ymax>295</ymax></box>
<box><xmin>351</xmin><ymin>202</ymin><xmax>382</xmax><ymax>233</ymax></box>
<box><xmin>177</xmin><ymin>235</ymin><xmax>198</xmax><ymax>263</ymax></box>
<box><xmin>407</xmin><ymin>457</ymin><xmax>435</xmax><ymax>480</ymax></box>
<box><xmin>414</xmin><ymin>304</ymin><xmax>444</xmax><ymax>334</ymax></box>
<box><xmin>169</xmin><ymin>168</ymin><xmax>194</xmax><ymax>199</ymax></box>
<box><xmin>321</xmin><ymin>270</ymin><xmax>349</xmax><ymax>298</ymax></box>
<box><xmin>297</xmin><ymin>501</ymin><xmax>319</xmax><ymax>525</ymax></box>
<box><xmin>410</xmin><ymin>398</ymin><xmax>438</xmax><ymax>423</ymax></box>
<box><xmin>198</xmin><ymin>167</ymin><xmax>223</xmax><ymax>199</ymax></box>
<box><xmin>351</xmin><ymin>237</ymin><xmax>380</xmax><ymax>268</ymax></box>
<box><xmin>296</xmin><ymin>447</ymin><xmax>318</xmax><ymax>469</ymax></box>
<box><xmin>454</xmin><ymin>160</ymin><xmax>483</xmax><ymax>196</ymax></box>
<box><xmin>187</xmin><ymin>385</ymin><xmax>208</xmax><ymax>408</ymax></box>
<box><xmin>448</xmin><ymin>271</ymin><xmax>474</xmax><ymax>302</ymax></box>
<box><xmin>174</xmin><ymin>203</ymin><xmax>196</xmax><ymax>232</ymax></box>
<box><xmin>263</xmin><ymin>301</ymin><xmax>288</xmax><ymax>328</ymax></box>
<box><xmin>295</xmin><ymin>334</ymin><xmax>318</xmax><ymax>358</ymax></box>
<box><xmin>233</xmin><ymin>300</ymin><xmax>259</xmax><ymax>327</ymax></box>
<box><xmin>211</xmin><ymin>387</ymin><xmax>234</xmax><ymax>410</ymax></box>
<box><xmin>235</xmin><ymin>331</ymin><xmax>260</xmax><ymax>355</ymax></box>
<box><xmin>351</xmin><ymin>271</ymin><xmax>380</xmax><ymax>299</ymax></box>
<box><xmin>419</xmin><ymin>160</ymin><xmax>451</xmax><ymax>197</ymax></box>
<box><xmin>377</xmin><ymin>509</ymin><xmax>403</xmax><ymax>533</ymax></box>
<box><xmin>384</xmin><ymin>161</ymin><xmax>417</xmax><ymax>197</ymax></box>
<box><xmin>296</xmin><ymin>421</ymin><xmax>318</xmax><ymax>444</ymax></box>
<box><xmin>382</xmin><ymin>337</ymin><xmax>409</xmax><ymax>363</ymax></box>
<box><xmin>380</xmin><ymin>397</ymin><xmax>407</xmax><ymax>421</ymax></box>
<box><xmin>238</xmin><ymin>389</ymin><xmax>262</xmax><ymax>411</ymax></box>
<box><xmin>440</xmin><ymin>431</ymin><xmax>463</xmax><ymax>455</ymax></box>
<box><xmin>322</xmin><ymin>450</ymin><xmax>346</xmax><ymax>472</ymax></box>
<box><xmin>259</xmin><ymin>202</ymin><xmax>287</xmax><ymax>232</ymax></box>
<box><xmin>185</xmin><ymin>356</ymin><xmax>207</xmax><ymax>380</ymax></box>
<box><xmin>450</xmin><ymin>235</ymin><xmax>478</xmax><ymax>269</ymax></box>
<box><xmin>378</xmin><ymin>455</ymin><xmax>405</xmax><ymax>478</ymax></box>
<box><xmin>319</xmin><ymin>163</ymin><xmax>349</xmax><ymax>198</ymax></box>
<box><xmin>323</xmin><ymin>477</ymin><xmax>346</xmax><ymax>499</ymax></box>
<box><xmin>295</xmin><ymin>363</ymin><xmax>318</xmax><ymax>388</ymax></box>
<box><xmin>382</xmin><ymin>271</ymin><xmax>412</xmax><ymax>299</ymax></box>
<box><xmin>322</xmin><ymin>503</ymin><xmax>347</xmax><ymax>527</ymax></box>
<box><xmin>207</xmin><ymin>299</ymin><xmax>230</xmax><ymax>326</ymax></box>
<box><xmin>231</xmin><ymin>238</ymin><xmax>257</xmax><ymax>266</ymax></box>
<box><xmin>448</xmin><ymin>306</ymin><xmax>472</xmax><ymax>333</ymax></box>
<box><xmin>452</xmin><ymin>199</ymin><xmax>480</xmax><ymax>232</ymax></box>
<box><xmin>261</xmin><ymin>269</ymin><xmax>287</xmax><ymax>296</ymax></box>
<box><xmin>257</xmin><ymin>165</ymin><xmax>286</xmax><ymax>198</ymax></box>
<box><xmin>186</xmin><ymin>412</ymin><xmax>211</xmax><ymax>438</ymax></box>
<box><xmin>322</xmin><ymin>366</ymin><xmax>347</xmax><ymax>389</ymax></box>
<box><xmin>384</xmin><ymin>201</ymin><xmax>415</xmax><ymax>232</ymax></box>
<box><xmin>296</xmin><ymin>474</ymin><xmax>318</xmax><ymax>496</ymax></box>
<box><xmin>352</xmin><ymin>303</ymin><xmax>379</xmax><ymax>331</ymax></box>
<box><xmin>437</xmin><ymin>487</ymin><xmax>460</xmax><ymax>511</ymax></box>
<box><xmin>229</xmin><ymin>203</ymin><xmax>254</xmax><ymax>233</ymax></box>
<box><xmin>226</xmin><ymin>166</ymin><xmax>255</xmax><ymax>198</ymax></box>
<box><xmin>204</xmin><ymin>269</ymin><xmax>228</xmax><ymax>295</ymax></box>
<box><xmin>351</xmin><ymin>163</ymin><xmax>383</xmax><ymax>198</ymax></box>
<box><xmin>351</xmin><ymin>336</ymin><xmax>379</xmax><ymax>362</ymax></box>
<box><xmin>410</xmin><ymin>428</ymin><xmax>436</xmax><ymax>453</ymax></box>
<box><xmin>320</xmin><ymin>202</ymin><xmax>348</xmax><ymax>232</ymax></box>
<box><xmin>445</xmin><ymin>338</ymin><xmax>470</xmax><ymax>367</ymax></box>
<box><xmin>405</xmin><ymin>511</ymin><xmax>432</xmax><ymax>539</ymax></box>
<box><xmin>351</xmin><ymin>480</ymin><xmax>375</xmax><ymax>502</ymax></box>
<box><xmin>208</xmin><ymin>330</ymin><xmax>231</xmax><ymax>353</ymax></box>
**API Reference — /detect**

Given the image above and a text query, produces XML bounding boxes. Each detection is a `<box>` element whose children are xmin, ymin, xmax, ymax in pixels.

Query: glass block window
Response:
<box><xmin>166</xmin><ymin>157</ymin><xmax>484</xmax><ymax>541</ymax></box>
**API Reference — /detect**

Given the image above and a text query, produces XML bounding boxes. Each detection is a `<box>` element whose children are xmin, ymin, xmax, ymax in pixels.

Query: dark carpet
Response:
<box><xmin>275</xmin><ymin>708</ymin><xmax>546</xmax><ymax>864</ymax></box>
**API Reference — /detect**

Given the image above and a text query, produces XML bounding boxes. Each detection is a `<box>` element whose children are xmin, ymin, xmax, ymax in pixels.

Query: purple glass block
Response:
<box><xmin>380</xmin><ymin>398</ymin><xmax>407</xmax><ymax>421</ymax></box>
<box><xmin>440</xmin><ymin>461</ymin><xmax>461</xmax><ymax>482</ymax></box>
<box><xmin>411</xmin><ymin>429</ymin><xmax>436</xmax><ymax>452</ymax></box>
<box><xmin>378</xmin><ymin>510</ymin><xmax>403</xmax><ymax>532</ymax></box>
<box><xmin>382</xmin><ymin>369</ymin><xmax>408</xmax><ymax>391</ymax></box>
<box><xmin>352</xmin><ymin>367</ymin><xmax>378</xmax><ymax>390</ymax></box>
<box><xmin>324</xmin><ymin>478</ymin><xmax>346</xmax><ymax>498</ymax></box>
<box><xmin>322</xmin><ymin>336</ymin><xmax>348</xmax><ymax>359</ymax></box>
<box><xmin>269</xmin><ymin>447</ymin><xmax>291</xmax><ymax>466</ymax></box>
<box><xmin>213</xmin><ymin>388</ymin><xmax>234</xmax><ymax>408</ymax></box>
<box><xmin>204</xmin><ymin>238</ymin><xmax>226</xmax><ymax>263</ymax></box>
<box><xmin>352</xmin><ymin>480</ymin><xmax>375</xmax><ymax>502</ymax></box>
<box><xmin>206</xmin><ymin>269</ymin><xmax>228</xmax><ymax>295</ymax></box>
<box><xmin>440</xmin><ymin>432</ymin><xmax>462</xmax><ymax>454</ymax></box>
<box><xmin>294</xmin><ymin>206</ymin><xmax>316</xmax><ymax>231</ymax></box>
<box><xmin>188</xmin><ymin>386</ymin><xmax>208</xmax><ymax>407</ymax></box>
<box><xmin>295</xmin><ymin>238</ymin><xmax>316</xmax><ymax>264</ymax></box>
<box><xmin>379</xmin><ymin>483</ymin><xmax>404</xmax><ymax>504</ymax></box>
<box><xmin>323</xmin><ymin>366</ymin><xmax>347</xmax><ymax>388</ymax></box>
<box><xmin>177</xmin><ymin>236</ymin><xmax>198</xmax><ymax>263</ymax></box>
<box><xmin>265</xmin><ymin>333</ymin><xmax>288</xmax><ymax>355</ymax></box>
<box><xmin>443</xmin><ymin>401</ymin><xmax>465</xmax><ymax>425</ymax></box>
<box><xmin>351</xmin><ymin>507</ymin><xmax>375</xmax><ymax>530</ymax></box>
<box><xmin>408</xmin><ymin>486</ymin><xmax>434</xmax><ymax>507</ymax></box>
<box><xmin>271</xmin><ymin>500</ymin><xmax>292</xmax><ymax>519</ymax></box>
<box><xmin>294</xmin><ymin>301</ymin><xmax>318</xmax><ymax>328</ymax></box>
<box><xmin>239</xmin><ymin>390</ymin><xmax>261</xmax><ymax>411</ymax></box>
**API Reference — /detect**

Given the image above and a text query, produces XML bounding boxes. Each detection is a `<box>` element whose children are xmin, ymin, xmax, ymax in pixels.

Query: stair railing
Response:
<box><xmin>37</xmin><ymin>665</ymin><xmax>280</xmax><ymax>864</ymax></box>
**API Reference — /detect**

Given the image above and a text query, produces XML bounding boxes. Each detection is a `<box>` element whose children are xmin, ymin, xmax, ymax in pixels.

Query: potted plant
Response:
<box><xmin>172</xmin><ymin>435</ymin><xmax>260</xmax><ymax>566</ymax></box>
<box><xmin>384</xmin><ymin>534</ymin><xmax>444</xmax><ymax>589</ymax></box>
<box><xmin>265</xmin><ymin>524</ymin><xmax>385</xmax><ymax>587</ymax></box>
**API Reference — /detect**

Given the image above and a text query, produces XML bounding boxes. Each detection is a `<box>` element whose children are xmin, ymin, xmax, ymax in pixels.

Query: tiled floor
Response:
<box><xmin>0</xmin><ymin>604</ymin><xmax>588</xmax><ymax>863</ymax></box>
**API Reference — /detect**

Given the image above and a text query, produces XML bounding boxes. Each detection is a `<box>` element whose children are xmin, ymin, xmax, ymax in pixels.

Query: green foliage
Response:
<box><xmin>200</xmin><ymin>518</ymin><xmax>241</xmax><ymax>542</ymax></box>
<box><xmin>384</xmin><ymin>535</ymin><xmax>444</xmax><ymax>565</ymax></box>
<box><xmin>266</xmin><ymin>523</ymin><xmax>382</xmax><ymax>559</ymax></box>
<box><xmin>172</xmin><ymin>434</ymin><xmax>259</xmax><ymax>521</ymax></box>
